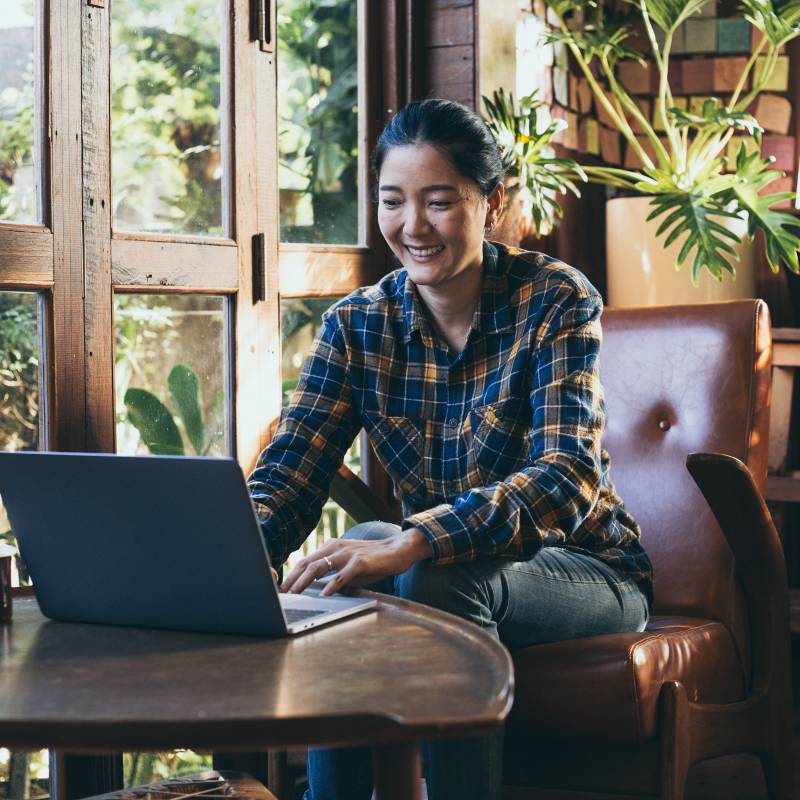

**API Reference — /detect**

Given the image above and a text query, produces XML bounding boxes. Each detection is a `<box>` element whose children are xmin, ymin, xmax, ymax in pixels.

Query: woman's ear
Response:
<box><xmin>484</xmin><ymin>181</ymin><xmax>505</xmax><ymax>231</ymax></box>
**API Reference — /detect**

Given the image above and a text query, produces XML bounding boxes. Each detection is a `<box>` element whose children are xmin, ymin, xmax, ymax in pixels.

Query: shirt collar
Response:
<box><xmin>401</xmin><ymin>241</ymin><xmax>513</xmax><ymax>344</ymax></box>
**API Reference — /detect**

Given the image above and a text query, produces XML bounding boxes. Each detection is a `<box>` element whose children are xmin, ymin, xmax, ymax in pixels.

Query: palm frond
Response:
<box><xmin>670</xmin><ymin>99</ymin><xmax>762</xmax><ymax>136</ymax></box>
<box><xmin>544</xmin><ymin>23</ymin><xmax>643</xmax><ymax>63</ymax></box>
<box><xmin>740</xmin><ymin>0</ymin><xmax>800</xmax><ymax>45</ymax></box>
<box><xmin>714</xmin><ymin>144</ymin><xmax>800</xmax><ymax>272</ymax></box>
<box><xmin>633</xmin><ymin>0</ymin><xmax>712</xmax><ymax>31</ymax></box>
<box><xmin>645</xmin><ymin>193</ymin><xmax>746</xmax><ymax>282</ymax></box>
<box><xmin>481</xmin><ymin>89</ymin><xmax>586</xmax><ymax>236</ymax></box>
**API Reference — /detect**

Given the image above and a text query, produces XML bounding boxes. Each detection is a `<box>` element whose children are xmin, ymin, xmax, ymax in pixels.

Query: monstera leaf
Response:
<box><xmin>167</xmin><ymin>364</ymin><xmax>205</xmax><ymax>455</ymax></box>
<box><xmin>124</xmin><ymin>388</ymin><xmax>184</xmax><ymax>456</ymax></box>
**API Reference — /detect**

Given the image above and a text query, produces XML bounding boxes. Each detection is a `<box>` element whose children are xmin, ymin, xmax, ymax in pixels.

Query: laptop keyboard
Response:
<box><xmin>283</xmin><ymin>607</ymin><xmax>328</xmax><ymax>624</ymax></box>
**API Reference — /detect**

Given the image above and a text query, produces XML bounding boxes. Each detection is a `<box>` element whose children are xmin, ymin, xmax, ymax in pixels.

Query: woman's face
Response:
<box><xmin>377</xmin><ymin>143</ymin><xmax>503</xmax><ymax>292</ymax></box>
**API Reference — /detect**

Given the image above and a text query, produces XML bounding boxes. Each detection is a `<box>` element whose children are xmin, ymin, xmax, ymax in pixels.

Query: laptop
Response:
<box><xmin>0</xmin><ymin>451</ymin><xmax>377</xmax><ymax>636</ymax></box>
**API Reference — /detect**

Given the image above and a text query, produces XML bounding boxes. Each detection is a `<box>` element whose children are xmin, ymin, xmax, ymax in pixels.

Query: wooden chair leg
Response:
<box><xmin>658</xmin><ymin>682</ymin><xmax>690</xmax><ymax>800</ymax></box>
<box><xmin>760</xmin><ymin>740</ymin><xmax>795</xmax><ymax>800</ymax></box>
<box><xmin>266</xmin><ymin>750</ymin><xmax>293</xmax><ymax>800</ymax></box>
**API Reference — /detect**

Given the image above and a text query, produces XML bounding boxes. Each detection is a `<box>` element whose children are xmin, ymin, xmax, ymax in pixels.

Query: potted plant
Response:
<box><xmin>545</xmin><ymin>0</ymin><xmax>800</xmax><ymax>305</ymax></box>
<box><xmin>482</xmin><ymin>88</ymin><xmax>585</xmax><ymax>245</ymax></box>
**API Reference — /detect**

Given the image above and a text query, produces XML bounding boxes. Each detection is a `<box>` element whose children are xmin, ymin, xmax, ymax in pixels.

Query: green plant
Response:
<box><xmin>545</xmin><ymin>0</ymin><xmax>800</xmax><ymax>283</ymax></box>
<box><xmin>124</xmin><ymin>364</ymin><xmax>217</xmax><ymax>456</ymax></box>
<box><xmin>277</xmin><ymin>0</ymin><xmax>359</xmax><ymax>243</ymax></box>
<box><xmin>482</xmin><ymin>88</ymin><xmax>586</xmax><ymax>236</ymax></box>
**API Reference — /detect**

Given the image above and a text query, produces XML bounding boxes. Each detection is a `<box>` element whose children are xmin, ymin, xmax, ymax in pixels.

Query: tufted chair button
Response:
<box><xmin>658</xmin><ymin>419</ymin><xmax>671</xmax><ymax>431</ymax></box>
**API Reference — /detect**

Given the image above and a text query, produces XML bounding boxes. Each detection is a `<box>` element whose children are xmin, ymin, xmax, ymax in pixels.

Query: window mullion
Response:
<box><xmin>232</xmin><ymin>0</ymin><xmax>280</xmax><ymax>473</ymax></box>
<box><xmin>81</xmin><ymin>0</ymin><xmax>114</xmax><ymax>454</ymax></box>
<box><xmin>49</xmin><ymin>0</ymin><xmax>89</xmax><ymax>452</ymax></box>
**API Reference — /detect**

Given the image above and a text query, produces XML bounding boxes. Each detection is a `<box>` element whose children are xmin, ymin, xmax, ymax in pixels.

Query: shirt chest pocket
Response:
<box><xmin>469</xmin><ymin>399</ymin><xmax>531</xmax><ymax>484</ymax></box>
<box><xmin>362</xmin><ymin>413</ymin><xmax>425</xmax><ymax>499</ymax></box>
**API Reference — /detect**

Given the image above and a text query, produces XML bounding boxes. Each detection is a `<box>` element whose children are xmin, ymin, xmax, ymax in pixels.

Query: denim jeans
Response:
<box><xmin>304</xmin><ymin>521</ymin><xmax>649</xmax><ymax>800</ymax></box>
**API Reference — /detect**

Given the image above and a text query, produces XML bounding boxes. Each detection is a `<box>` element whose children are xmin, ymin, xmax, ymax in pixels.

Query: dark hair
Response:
<box><xmin>371</xmin><ymin>99</ymin><xmax>504</xmax><ymax>196</ymax></box>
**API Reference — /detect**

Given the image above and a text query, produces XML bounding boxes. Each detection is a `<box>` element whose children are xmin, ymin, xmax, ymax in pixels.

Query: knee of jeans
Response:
<box><xmin>395</xmin><ymin>559</ymin><xmax>474</xmax><ymax>614</ymax></box>
<box><xmin>342</xmin><ymin>521</ymin><xmax>399</xmax><ymax>542</ymax></box>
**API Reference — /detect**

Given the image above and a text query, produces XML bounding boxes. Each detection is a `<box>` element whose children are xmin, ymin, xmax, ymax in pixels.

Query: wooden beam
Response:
<box><xmin>112</xmin><ymin>236</ymin><xmax>238</xmax><ymax>291</ymax></box>
<box><xmin>279</xmin><ymin>246</ymin><xmax>386</xmax><ymax>297</ymax></box>
<box><xmin>0</xmin><ymin>227</ymin><xmax>53</xmax><ymax>285</ymax></box>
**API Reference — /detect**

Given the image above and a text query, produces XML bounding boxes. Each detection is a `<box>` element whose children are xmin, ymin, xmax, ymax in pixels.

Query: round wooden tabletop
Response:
<box><xmin>0</xmin><ymin>595</ymin><xmax>513</xmax><ymax>752</ymax></box>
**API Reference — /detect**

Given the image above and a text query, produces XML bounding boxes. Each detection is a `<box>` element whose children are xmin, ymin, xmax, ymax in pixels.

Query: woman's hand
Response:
<box><xmin>281</xmin><ymin>528</ymin><xmax>433</xmax><ymax>596</ymax></box>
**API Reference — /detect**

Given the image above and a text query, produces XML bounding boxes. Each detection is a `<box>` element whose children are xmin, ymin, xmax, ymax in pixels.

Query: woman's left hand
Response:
<box><xmin>281</xmin><ymin>528</ymin><xmax>433</xmax><ymax>596</ymax></box>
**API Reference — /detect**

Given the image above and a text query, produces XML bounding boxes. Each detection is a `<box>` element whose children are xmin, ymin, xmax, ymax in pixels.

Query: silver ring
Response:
<box><xmin>323</xmin><ymin>555</ymin><xmax>334</xmax><ymax>571</ymax></box>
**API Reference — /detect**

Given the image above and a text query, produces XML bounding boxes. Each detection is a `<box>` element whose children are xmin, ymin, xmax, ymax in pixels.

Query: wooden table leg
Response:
<box><xmin>372</xmin><ymin>742</ymin><xmax>422</xmax><ymax>800</ymax></box>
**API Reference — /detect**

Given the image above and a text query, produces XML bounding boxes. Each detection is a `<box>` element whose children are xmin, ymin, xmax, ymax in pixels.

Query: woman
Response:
<box><xmin>248</xmin><ymin>99</ymin><xmax>653</xmax><ymax>800</ymax></box>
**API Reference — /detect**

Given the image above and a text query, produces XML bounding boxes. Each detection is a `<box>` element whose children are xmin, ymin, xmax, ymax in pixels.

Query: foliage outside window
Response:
<box><xmin>278</xmin><ymin>0</ymin><xmax>359</xmax><ymax>244</ymax></box>
<box><xmin>0</xmin><ymin>293</ymin><xmax>42</xmax><ymax>798</ymax></box>
<box><xmin>281</xmin><ymin>297</ymin><xmax>359</xmax><ymax>569</ymax></box>
<box><xmin>115</xmin><ymin>295</ymin><xmax>229</xmax><ymax>458</ymax></box>
<box><xmin>111</xmin><ymin>0</ymin><xmax>224</xmax><ymax>236</ymax></box>
<box><xmin>0</xmin><ymin>0</ymin><xmax>37</xmax><ymax>224</ymax></box>
<box><xmin>124</xmin><ymin>751</ymin><xmax>212</xmax><ymax>789</ymax></box>
<box><xmin>0</xmin><ymin>749</ymin><xmax>49</xmax><ymax>800</ymax></box>
<box><xmin>0</xmin><ymin>291</ymin><xmax>39</xmax><ymax>588</ymax></box>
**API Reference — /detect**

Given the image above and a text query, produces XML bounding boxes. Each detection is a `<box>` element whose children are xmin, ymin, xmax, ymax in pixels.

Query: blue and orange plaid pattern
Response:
<box><xmin>249</xmin><ymin>242</ymin><xmax>653</xmax><ymax>603</ymax></box>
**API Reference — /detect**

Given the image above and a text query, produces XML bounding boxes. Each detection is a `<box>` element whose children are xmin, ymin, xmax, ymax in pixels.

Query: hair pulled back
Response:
<box><xmin>372</xmin><ymin>99</ymin><xmax>504</xmax><ymax>197</ymax></box>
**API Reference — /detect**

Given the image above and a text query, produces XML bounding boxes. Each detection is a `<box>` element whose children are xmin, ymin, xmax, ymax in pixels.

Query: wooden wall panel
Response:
<box><xmin>423</xmin><ymin>1</ymin><xmax>477</xmax><ymax>108</ymax></box>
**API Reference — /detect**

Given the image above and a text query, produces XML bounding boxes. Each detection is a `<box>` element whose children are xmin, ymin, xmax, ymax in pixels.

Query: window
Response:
<box><xmin>0</xmin><ymin>0</ymin><xmax>412</xmax><ymax>790</ymax></box>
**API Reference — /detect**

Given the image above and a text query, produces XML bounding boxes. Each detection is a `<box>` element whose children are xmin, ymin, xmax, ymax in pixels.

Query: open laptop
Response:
<box><xmin>0</xmin><ymin>451</ymin><xmax>377</xmax><ymax>636</ymax></box>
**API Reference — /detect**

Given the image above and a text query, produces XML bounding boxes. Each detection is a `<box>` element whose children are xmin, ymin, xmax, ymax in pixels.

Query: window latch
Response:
<box><xmin>252</xmin><ymin>233</ymin><xmax>266</xmax><ymax>304</ymax></box>
<box><xmin>251</xmin><ymin>0</ymin><xmax>274</xmax><ymax>52</ymax></box>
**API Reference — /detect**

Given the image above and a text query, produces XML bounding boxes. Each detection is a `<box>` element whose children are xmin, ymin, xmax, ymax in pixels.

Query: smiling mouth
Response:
<box><xmin>405</xmin><ymin>244</ymin><xmax>445</xmax><ymax>257</ymax></box>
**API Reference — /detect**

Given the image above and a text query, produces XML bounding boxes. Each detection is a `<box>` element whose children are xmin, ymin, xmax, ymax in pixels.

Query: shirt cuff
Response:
<box><xmin>402</xmin><ymin>504</ymin><xmax>466</xmax><ymax>564</ymax></box>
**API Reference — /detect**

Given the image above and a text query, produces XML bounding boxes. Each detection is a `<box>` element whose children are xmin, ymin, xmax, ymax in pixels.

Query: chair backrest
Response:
<box><xmin>600</xmin><ymin>301</ymin><xmax>771</xmax><ymax>651</ymax></box>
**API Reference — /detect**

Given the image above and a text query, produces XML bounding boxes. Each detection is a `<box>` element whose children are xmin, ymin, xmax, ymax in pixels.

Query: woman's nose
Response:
<box><xmin>403</xmin><ymin>205</ymin><xmax>432</xmax><ymax>236</ymax></box>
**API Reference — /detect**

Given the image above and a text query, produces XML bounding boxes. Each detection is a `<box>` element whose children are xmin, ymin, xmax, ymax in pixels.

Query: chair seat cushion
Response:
<box><xmin>507</xmin><ymin>615</ymin><xmax>746</xmax><ymax>743</ymax></box>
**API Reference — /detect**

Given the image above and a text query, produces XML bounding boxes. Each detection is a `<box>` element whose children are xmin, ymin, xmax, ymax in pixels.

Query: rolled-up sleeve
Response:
<box><xmin>248</xmin><ymin>314</ymin><xmax>361</xmax><ymax>567</ymax></box>
<box><xmin>402</xmin><ymin>287</ymin><xmax>604</xmax><ymax>563</ymax></box>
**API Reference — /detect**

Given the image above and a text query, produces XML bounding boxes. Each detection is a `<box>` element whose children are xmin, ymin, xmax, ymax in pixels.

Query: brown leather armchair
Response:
<box><xmin>503</xmin><ymin>299</ymin><xmax>793</xmax><ymax>800</ymax></box>
<box><xmin>269</xmin><ymin>299</ymin><xmax>792</xmax><ymax>800</ymax></box>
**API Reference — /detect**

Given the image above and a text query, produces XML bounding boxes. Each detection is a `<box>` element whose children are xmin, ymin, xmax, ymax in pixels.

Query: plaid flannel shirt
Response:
<box><xmin>249</xmin><ymin>242</ymin><xmax>654</xmax><ymax>603</ymax></box>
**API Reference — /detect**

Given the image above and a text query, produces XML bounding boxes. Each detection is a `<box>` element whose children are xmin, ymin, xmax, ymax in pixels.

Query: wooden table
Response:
<box><xmin>0</xmin><ymin>595</ymin><xmax>513</xmax><ymax>800</ymax></box>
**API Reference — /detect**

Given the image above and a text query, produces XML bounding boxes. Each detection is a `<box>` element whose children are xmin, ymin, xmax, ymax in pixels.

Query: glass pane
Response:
<box><xmin>0</xmin><ymin>749</ymin><xmax>49</xmax><ymax>800</ymax></box>
<box><xmin>111</xmin><ymin>0</ymin><xmax>226</xmax><ymax>236</ymax></box>
<box><xmin>278</xmin><ymin>0</ymin><xmax>359</xmax><ymax>244</ymax></box>
<box><xmin>123</xmin><ymin>751</ymin><xmax>212</xmax><ymax>788</ymax></box>
<box><xmin>281</xmin><ymin>297</ymin><xmax>359</xmax><ymax>570</ymax></box>
<box><xmin>0</xmin><ymin>291</ymin><xmax>40</xmax><ymax>588</ymax></box>
<box><xmin>0</xmin><ymin>0</ymin><xmax>38</xmax><ymax>224</ymax></box>
<box><xmin>115</xmin><ymin>294</ymin><xmax>229</xmax><ymax>457</ymax></box>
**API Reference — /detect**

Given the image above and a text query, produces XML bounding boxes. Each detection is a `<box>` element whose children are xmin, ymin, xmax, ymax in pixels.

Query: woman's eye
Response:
<box><xmin>381</xmin><ymin>198</ymin><xmax>401</xmax><ymax>208</ymax></box>
<box><xmin>429</xmin><ymin>200</ymin><xmax>452</xmax><ymax>209</ymax></box>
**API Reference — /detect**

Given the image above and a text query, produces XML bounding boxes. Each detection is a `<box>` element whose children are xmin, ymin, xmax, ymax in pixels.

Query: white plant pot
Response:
<box><xmin>606</xmin><ymin>196</ymin><xmax>756</xmax><ymax>307</ymax></box>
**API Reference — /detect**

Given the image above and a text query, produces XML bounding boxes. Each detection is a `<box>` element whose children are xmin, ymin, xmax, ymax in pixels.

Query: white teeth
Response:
<box><xmin>407</xmin><ymin>245</ymin><xmax>444</xmax><ymax>256</ymax></box>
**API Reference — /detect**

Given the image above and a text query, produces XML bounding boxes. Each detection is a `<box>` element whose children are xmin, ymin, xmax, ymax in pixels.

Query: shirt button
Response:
<box><xmin>447</xmin><ymin>417</ymin><xmax>459</xmax><ymax>428</ymax></box>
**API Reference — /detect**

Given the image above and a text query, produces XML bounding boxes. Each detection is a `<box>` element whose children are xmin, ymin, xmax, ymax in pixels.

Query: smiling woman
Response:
<box><xmin>248</xmin><ymin>98</ymin><xmax>653</xmax><ymax>800</ymax></box>
<box><xmin>376</xmin><ymin>144</ymin><xmax>503</xmax><ymax>352</ymax></box>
